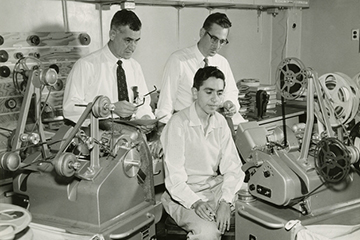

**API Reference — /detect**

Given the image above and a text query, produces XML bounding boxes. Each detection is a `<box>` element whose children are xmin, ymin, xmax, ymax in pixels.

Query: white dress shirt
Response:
<box><xmin>160</xmin><ymin>103</ymin><xmax>245</xmax><ymax>209</ymax></box>
<box><xmin>63</xmin><ymin>44</ymin><xmax>154</xmax><ymax>126</ymax></box>
<box><xmin>156</xmin><ymin>44</ymin><xmax>240</xmax><ymax>124</ymax></box>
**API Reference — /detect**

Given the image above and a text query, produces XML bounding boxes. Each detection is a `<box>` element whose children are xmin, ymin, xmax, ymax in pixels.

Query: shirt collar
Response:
<box><xmin>105</xmin><ymin>44</ymin><xmax>127</xmax><ymax>66</ymax></box>
<box><xmin>188</xmin><ymin>102</ymin><xmax>217</xmax><ymax>132</ymax></box>
<box><xmin>193</xmin><ymin>44</ymin><xmax>207</xmax><ymax>65</ymax></box>
<box><xmin>194</xmin><ymin>44</ymin><xmax>218</xmax><ymax>66</ymax></box>
<box><xmin>189</xmin><ymin>102</ymin><xmax>201</xmax><ymax>126</ymax></box>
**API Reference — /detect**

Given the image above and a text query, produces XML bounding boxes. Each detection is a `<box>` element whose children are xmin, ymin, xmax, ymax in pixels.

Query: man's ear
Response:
<box><xmin>109</xmin><ymin>29</ymin><xmax>116</xmax><ymax>41</ymax></box>
<box><xmin>199</xmin><ymin>28</ymin><xmax>206</xmax><ymax>38</ymax></box>
<box><xmin>191</xmin><ymin>87</ymin><xmax>198</xmax><ymax>100</ymax></box>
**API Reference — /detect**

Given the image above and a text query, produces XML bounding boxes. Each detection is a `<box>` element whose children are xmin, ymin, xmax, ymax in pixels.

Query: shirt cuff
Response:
<box><xmin>219</xmin><ymin>198</ymin><xmax>235</xmax><ymax>212</ymax></box>
<box><xmin>220</xmin><ymin>193</ymin><xmax>235</xmax><ymax>205</ymax></box>
<box><xmin>184</xmin><ymin>196</ymin><xmax>201</xmax><ymax>209</ymax></box>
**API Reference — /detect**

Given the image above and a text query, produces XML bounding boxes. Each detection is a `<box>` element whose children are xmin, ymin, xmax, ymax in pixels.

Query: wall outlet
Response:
<box><xmin>352</xmin><ymin>29</ymin><xmax>359</xmax><ymax>40</ymax></box>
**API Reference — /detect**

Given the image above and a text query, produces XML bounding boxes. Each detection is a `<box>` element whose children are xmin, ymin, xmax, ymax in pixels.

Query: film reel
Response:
<box><xmin>315</xmin><ymin>137</ymin><xmax>353</xmax><ymax>183</ymax></box>
<box><xmin>338</xmin><ymin>72</ymin><xmax>360</xmax><ymax>125</ymax></box>
<box><xmin>353</xmin><ymin>72</ymin><xmax>360</xmax><ymax>88</ymax></box>
<box><xmin>352</xmin><ymin>72</ymin><xmax>360</xmax><ymax>119</ymax></box>
<box><xmin>275</xmin><ymin>58</ymin><xmax>308</xmax><ymax>100</ymax></box>
<box><xmin>318</xmin><ymin>73</ymin><xmax>359</xmax><ymax>127</ymax></box>
<box><xmin>13</xmin><ymin>56</ymin><xmax>43</xmax><ymax>93</ymax></box>
<box><xmin>348</xmin><ymin>122</ymin><xmax>360</xmax><ymax>171</ymax></box>
<box><xmin>0</xmin><ymin>204</ymin><xmax>32</xmax><ymax>240</ymax></box>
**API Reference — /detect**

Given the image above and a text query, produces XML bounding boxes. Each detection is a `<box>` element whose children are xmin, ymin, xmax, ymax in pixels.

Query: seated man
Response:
<box><xmin>160</xmin><ymin>66</ymin><xmax>245</xmax><ymax>240</ymax></box>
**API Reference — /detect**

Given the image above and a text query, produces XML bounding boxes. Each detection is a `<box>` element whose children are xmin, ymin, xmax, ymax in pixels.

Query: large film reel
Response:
<box><xmin>0</xmin><ymin>204</ymin><xmax>32</xmax><ymax>240</ymax></box>
<box><xmin>353</xmin><ymin>72</ymin><xmax>360</xmax><ymax>119</ymax></box>
<box><xmin>349</xmin><ymin>122</ymin><xmax>360</xmax><ymax>171</ymax></box>
<box><xmin>314</xmin><ymin>138</ymin><xmax>354</xmax><ymax>183</ymax></box>
<box><xmin>318</xmin><ymin>73</ymin><xmax>360</xmax><ymax>127</ymax></box>
<box><xmin>353</xmin><ymin>72</ymin><xmax>360</xmax><ymax>88</ymax></box>
<box><xmin>276</xmin><ymin>58</ymin><xmax>308</xmax><ymax>100</ymax></box>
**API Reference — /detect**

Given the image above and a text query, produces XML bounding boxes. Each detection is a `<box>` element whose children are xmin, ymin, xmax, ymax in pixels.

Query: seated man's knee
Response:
<box><xmin>190</xmin><ymin>220</ymin><xmax>221</xmax><ymax>240</ymax></box>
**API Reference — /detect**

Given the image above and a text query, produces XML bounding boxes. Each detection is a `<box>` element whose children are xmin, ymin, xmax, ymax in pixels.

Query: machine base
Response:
<box><xmin>236</xmin><ymin>198</ymin><xmax>360</xmax><ymax>240</ymax></box>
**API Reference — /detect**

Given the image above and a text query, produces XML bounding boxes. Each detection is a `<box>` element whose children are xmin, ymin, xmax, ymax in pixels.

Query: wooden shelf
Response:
<box><xmin>73</xmin><ymin>0</ymin><xmax>309</xmax><ymax>10</ymax></box>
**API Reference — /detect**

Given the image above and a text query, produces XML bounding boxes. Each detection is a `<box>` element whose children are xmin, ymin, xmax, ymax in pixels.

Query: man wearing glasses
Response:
<box><xmin>156</xmin><ymin>12</ymin><xmax>241</xmax><ymax>127</ymax></box>
<box><xmin>63</xmin><ymin>9</ymin><xmax>154</xmax><ymax>128</ymax></box>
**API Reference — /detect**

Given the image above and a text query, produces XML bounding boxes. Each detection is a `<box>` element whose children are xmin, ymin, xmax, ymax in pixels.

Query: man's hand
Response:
<box><xmin>221</xmin><ymin>100</ymin><xmax>236</xmax><ymax>118</ymax></box>
<box><xmin>113</xmin><ymin>100</ymin><xmax>136</xmax><ymax>118</ymax></box>
<box><xmin>138</xmin><ymin>115</ymin><xmax>156</xmax><ymax>134</ymax></box>
<box><xmin>191</xmin><ymin>200</ymin><xmax>216</xmax><ymax>222</ymax></box>
<box><xmin>149</xmin><ymin>138</ymin><xmax>163</xmax><ymax>159</ymax></box>
<box><xmin>157</xmin><ymin>122</ymin><xmax>166</xmax><ymax>135</ymax></box>
<box><xmin>216</xmin><ymin>201</ymin><xmax>231</xmax><ymax>234</ymax></box>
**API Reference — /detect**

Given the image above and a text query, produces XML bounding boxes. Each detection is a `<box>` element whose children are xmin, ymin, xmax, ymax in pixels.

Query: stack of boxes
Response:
<box><xmin>237</xmin><ymin>79</ymin><xmax>277</xmax><ymax>118</ymax></box>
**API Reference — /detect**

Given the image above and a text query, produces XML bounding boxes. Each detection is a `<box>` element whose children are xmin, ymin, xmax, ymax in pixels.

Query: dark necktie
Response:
<box><xmin>204</xmin><ymin>58</ymin><xmax>209</xmax><ymax>67</ymax></box>
<box><xmin>117</xmin><ymin>60</ymin><xmax>129</xmax><ymax>101</ymax></box>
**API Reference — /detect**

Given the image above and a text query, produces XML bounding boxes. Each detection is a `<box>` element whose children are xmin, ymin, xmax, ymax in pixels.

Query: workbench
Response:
<box><xmin>247</xmin><ymin>105</ymin><xmax>306</xmax><ymax>131</ymax></box>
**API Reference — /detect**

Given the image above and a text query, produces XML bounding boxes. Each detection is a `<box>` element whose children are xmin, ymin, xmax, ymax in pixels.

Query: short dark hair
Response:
<box><xmin>193</xmin><ymin>66</ymin><xmax>225</xmax><ymax>90</ymax></box>
<box><xmin>202</xmin><ymin>12</ymin><xmax>232</xmax><ymax>31</ymax></box>
<box><xmin>110</xmin><ymin>9</ymin><xmax>142</xmax><ymax>31</ymax></box>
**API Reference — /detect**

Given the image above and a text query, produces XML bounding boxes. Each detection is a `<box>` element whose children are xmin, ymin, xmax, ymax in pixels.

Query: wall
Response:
<box><xmin>301</xmin><ymin>0</ymin><xmax>360</xmax><ymax>78</ymax></box>
<box><xmin>100</xmin><ymin>4</ymin><xmax>277</xmax><ymax>86</ymax></box>
<box><xmin>0</xmin><ymin>0</ymin><xmax>283</xmax><ymax>90</ymax></box>
<box><xmin>0</xmin><ymin>0</ymin><xmax>102</xmax><ymax>52</ymax></box>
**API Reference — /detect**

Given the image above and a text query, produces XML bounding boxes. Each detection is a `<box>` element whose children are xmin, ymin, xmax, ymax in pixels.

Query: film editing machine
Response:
<box><xmin>0</xmin><ymin>56</ymin><xmax>160</xmax><ymax>240</ymax></box>
<box><xmin>235</xmin><ymin>58</ymin><xmax>360</xmax><ymax>239</ymax></box>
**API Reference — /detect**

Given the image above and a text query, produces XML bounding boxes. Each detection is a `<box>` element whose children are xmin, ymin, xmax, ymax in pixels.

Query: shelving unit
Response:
<box><xmin>73</xmin><ymin>0</ymin><xmax>309</xmax><ymax>10</ymax></box>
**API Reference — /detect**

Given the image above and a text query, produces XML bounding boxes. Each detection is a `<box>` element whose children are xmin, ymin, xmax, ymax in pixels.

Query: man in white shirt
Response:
<box><xmin>63</xmin><ymin>9</ymin><xmax>154</xmax><ymax>127</ymax></box>
<box><xmin>161</xmin><ymin>66</ymin><xmax>245</xmax><ymax>240</ymax></box>
<box><xmin>156</xmin><ymin>12</ymin><xmax>241</xmax><ymax>126</ymax></box>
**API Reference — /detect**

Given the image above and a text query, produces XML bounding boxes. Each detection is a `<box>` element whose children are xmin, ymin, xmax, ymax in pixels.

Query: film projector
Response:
<box><xmin>234</xmin><ymin>58</ymin><xmax>360</xmax><ymax>240</ymax></box>
<box><xmin>0</xmin><ymin>57</ymin><xmax>159</xmax><ymax>239</ymax></box>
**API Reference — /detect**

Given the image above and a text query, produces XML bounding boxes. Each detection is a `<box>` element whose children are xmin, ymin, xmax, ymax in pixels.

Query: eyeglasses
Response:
<box><xmin>206</xmin><ymin>32</ymin><xmax>229</xmax><ymax>46</ymax></box>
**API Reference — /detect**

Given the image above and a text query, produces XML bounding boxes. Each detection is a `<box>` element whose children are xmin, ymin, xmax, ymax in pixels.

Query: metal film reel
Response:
<box><xmin>0</xmin><ymin>204</ymin><xmax>32</xmax><ymax>240</ymax></box>
<box><xmin>337</xmin><ymin>72</ymin><xmax>360</xmax><ymax>125</ymax></box>
<box><xmin>315</xmin><ymin>137</ymin><xmax>353</xmax><ymax>183</ymax></box>
<box><xmin>348</xmin><ymin>122</ymin><xmax>360</xmax><ymax>171</ymax></box>
<box><xmin>318</xmin><ymin>73</ymin><xmax>359</xmax><ymax>127</ymax></box>
<box><xmin>353</xmin><ymin>72</ymin><xmax>360</xmax><ymax>88</ymax></box>
<box><xmin>13</xmin><ymin>56</ymin><xmax>44</xmax><ymax>93</ymax></box>
<box><xmin>276</xmin><ymin>58</ymin><xmax>308</xmax><ymax>100</ymax></box>
<box><xmin>352</xmin><ymin>72</ymin><xmax>360</xmax><ymax>118</ymax></box>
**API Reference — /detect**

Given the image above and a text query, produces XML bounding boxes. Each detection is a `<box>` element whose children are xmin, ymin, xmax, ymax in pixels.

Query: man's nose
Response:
<box><xmin>212</xmin><ymin>39</ymin><xmax>222</xmax><ymax>48</ymax></box>
<box><xmin>128</xmin><ymin>41</ymin><xmax>137</xmax><ymax>51</ymax></box>
<box><xmin>211</xmin><ymin>93</ymin><xmax>220</xmax><ymax>102</ymax></box>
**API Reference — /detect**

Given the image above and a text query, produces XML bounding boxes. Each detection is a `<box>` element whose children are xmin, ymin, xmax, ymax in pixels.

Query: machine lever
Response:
<box><xmin>109</xmin><ymin>213</ymin><xmax>155</xmax><ymax>239</ymax></box>
<box><xmin>241</xmin><ymin>160</ymin><xmax>263</xmax><ymax>172</ymax></box>
<box><xmin>284</xmin><ymin>220</ymin><xmax>301</xmax><ymax>230</ymax></box>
